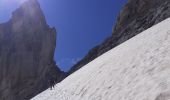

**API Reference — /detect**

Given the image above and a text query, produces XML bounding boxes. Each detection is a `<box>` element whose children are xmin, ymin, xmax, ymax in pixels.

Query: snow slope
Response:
<box><xmin>32</xmin><ymin>18</ymin><xmax>170</xmax><ymax>100</ymax></box>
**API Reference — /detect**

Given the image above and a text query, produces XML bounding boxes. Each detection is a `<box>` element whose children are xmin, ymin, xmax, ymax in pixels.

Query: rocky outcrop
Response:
<box><xmin>69</xmin><ymin>0</ymin><xmax>170</xmax><ymax>74</ymax></box>
<box><xmin>0</xmin><ymin>0</ymin><xmax>65</xmax><ymax>99</ymax></box>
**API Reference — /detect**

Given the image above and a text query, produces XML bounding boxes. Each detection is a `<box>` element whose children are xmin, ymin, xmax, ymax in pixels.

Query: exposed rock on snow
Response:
<box><xmin>32</xmin><ymin>18</ymin><xmax>170</xmax><ymax>100</ymax></box>
<box><xmin>0</xmin><ymin>0</ymin><xmax>65</xmax><ymax>99</ymax></box>
<box><xmin>69</xmin><ymin>0</ymin><xmax>170</xmax><ymax>74</ymax></box>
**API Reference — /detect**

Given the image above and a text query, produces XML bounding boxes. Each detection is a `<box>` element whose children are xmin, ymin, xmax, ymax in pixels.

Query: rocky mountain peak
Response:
<box><xmin>12</xmin><ymin>0</ymin><xmax>47</xmax><ymax>31</ymax></box>
<box><xmin>0</xmin><ymin>0</ymin><xmax>65</xmax><ymax>100</ymax></box>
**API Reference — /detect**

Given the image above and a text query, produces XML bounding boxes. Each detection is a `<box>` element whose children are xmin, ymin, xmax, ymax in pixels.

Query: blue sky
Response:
<box><xmin>0</xmin><ymin>0</ymin><xmax>127</xmax><ymax>71</ymax></box>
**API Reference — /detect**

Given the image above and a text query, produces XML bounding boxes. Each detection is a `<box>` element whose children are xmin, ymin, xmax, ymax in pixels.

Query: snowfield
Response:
<box><xmin>32</xmin><ymin>18</ymin><xmax>170</xmax><ymax>100</ymax></box>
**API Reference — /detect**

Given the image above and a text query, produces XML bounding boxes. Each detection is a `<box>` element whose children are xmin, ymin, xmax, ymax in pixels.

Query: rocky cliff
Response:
<box><xmin>69</xmin><ymin>0</ymin><xmax>170</xmax><ymax>74</ymax></box>
<box><xmin>0</xmin><ymin>0</ymin><xmax>65</xmax><ymax>99</ymax></box>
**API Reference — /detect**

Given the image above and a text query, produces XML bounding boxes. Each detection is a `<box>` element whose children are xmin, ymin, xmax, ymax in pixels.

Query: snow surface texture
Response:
<box><xmin>32</xmin><ymin>18</ymin><xmax>170</xmax><ymax>100</ymax></box>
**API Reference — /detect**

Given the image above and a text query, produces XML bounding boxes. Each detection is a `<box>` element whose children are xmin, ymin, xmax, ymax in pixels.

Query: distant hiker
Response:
<box><xmin>52</xmin><ymin>80</ymin><xmax>55</xmax><ymax>88</ymax></box>
<box><xmin>49</xmin><ymin>79</ymin><xmax>56</xmax><ymax>90</ymax></box>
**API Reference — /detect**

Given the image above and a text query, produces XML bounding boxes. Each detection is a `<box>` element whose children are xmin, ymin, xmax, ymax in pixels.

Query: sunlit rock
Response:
<box><xmin>0</xmin><ymin>0</ymin><xmax>65</xmax><ymax>99</ymax></box>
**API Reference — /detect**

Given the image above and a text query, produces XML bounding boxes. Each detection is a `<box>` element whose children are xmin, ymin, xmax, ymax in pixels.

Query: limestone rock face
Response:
<box><xmin>0</xmin><ymin>0</ymin><xmax>65</xmax><ymax>99</ymax></box>
<box><xmin>69</xmin><ymin>0</ymin><xmax>170</xmax><ymax>74</ymax></box>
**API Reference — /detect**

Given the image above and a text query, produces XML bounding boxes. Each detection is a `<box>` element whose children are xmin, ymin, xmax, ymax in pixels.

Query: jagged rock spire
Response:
<box><xmin>0</xmin><ymin>0</ymin><xmax>65</xmax><ymax>100</ymax></box>
<box><xmin>12</xmin><ymin>0</ymin><xmax>47</xmax><ymax>30</ymax></box>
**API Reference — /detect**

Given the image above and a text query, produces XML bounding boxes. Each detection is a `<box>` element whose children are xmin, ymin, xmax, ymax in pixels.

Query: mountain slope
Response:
<box><xmin>69</xmin><ymin>0</ymin><xmax>170</xmax><ymax>74</ymax></box>
<box><xmin>32</xmin><ymin>18</ymin><xmax>170</xmax><ymax>100</ymax></box>
<box><xmin>0</xmin><ymin>0</ymin><xmax>65</xmax><ymax>99</ymax></box>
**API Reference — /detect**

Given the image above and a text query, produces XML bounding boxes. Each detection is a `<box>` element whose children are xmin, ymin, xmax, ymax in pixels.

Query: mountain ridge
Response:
<box><xmin>69</xmin><ymin>0</ymin><xmax>170</xmax><ymax>74</ymax></box>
